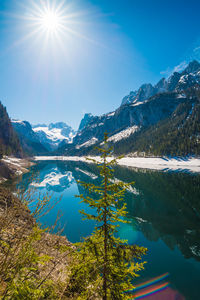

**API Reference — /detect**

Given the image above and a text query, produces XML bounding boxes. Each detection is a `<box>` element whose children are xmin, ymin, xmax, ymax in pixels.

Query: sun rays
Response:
<box><xmin>27</xmin><ymin>0</ymin><xmax>71</xmax><ymax>40</ymax></box>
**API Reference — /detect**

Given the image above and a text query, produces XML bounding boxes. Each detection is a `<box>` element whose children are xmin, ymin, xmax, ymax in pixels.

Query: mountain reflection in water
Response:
<box><xmin>16</xmin><ymin>160</ymin><xmax>200</xmax><ymax>300</ymax></box>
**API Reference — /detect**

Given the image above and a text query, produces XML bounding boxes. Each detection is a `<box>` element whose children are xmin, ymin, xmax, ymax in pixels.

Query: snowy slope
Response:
<box><xmin>107</xmin><ymin>126</ymin><xmax>139</xmax><ymax>143</ymax></box>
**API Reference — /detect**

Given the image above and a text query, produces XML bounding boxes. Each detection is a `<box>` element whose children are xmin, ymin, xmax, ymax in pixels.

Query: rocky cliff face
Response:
<box><xmin>12</xmin><ymin>120</ymin><xmax>48</xmax><ymax>156</ymax></box>
<box><xmin>112</xmin><ymin>87</ymin><xmax>200</xmax><ymax>156</ymax></box>
<box><xmin>78</xmin><ymin>113</ymin><xmax>94</xmax><ymax>131</ymax></box>
<box><xmin>121</xmin><ymin>83</ymin><xmax>159</xmax><ymax>106</ymax></box>
<box><xmin>67</xmin><ymin>92</ymin><xmax>187</xmax><ymax>154</ymax></box>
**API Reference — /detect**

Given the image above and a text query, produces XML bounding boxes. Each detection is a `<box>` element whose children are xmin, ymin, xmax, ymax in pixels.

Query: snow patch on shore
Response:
<box><xmin>34</xmin><ymin>156</ymin><xmax>200</xmax><ymax>173</ymax></box>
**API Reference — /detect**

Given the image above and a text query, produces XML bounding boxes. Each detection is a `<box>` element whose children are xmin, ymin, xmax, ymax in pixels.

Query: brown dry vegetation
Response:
<box><xmin>0</xmin><ymin>186</ymin><xmax>75</xmax><ymax>299</ymax></box>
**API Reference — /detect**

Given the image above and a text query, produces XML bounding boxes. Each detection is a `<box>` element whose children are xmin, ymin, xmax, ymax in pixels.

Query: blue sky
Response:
<box><xmin>0</xmin><ymin>0</ymin><xmax>200</xmax><ymax>129</ymax></box>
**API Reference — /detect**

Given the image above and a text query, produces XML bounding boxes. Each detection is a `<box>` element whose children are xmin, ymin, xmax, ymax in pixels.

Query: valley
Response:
<box><xmin>7</xmin><ymin>60</ymin><xmax>200</xmax><ymax>160</ymax></box>
<box><xmin>1</xmin><ymin>2</ymin><xmax>200</xmax><ymax>298</ymax></box>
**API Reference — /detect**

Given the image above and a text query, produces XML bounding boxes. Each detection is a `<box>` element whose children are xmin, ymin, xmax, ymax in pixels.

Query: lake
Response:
<box><xmin>10</xmin><ymin>160</ymin><xmax>200</xmax><ymax>300</ymax></box>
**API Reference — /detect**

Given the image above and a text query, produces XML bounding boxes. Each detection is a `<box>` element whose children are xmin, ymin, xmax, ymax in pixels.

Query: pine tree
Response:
<box><xmin>0</xmin><ymin>101</ymin><xmax>23</xmax><ymax>157</ymax></box>
<box><xmin>67</xmin><ymin>134</ymin><xmax>147</xmax><ymax>299</ymax></box>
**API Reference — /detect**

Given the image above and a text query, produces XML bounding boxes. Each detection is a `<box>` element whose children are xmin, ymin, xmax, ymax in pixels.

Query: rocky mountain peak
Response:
<box><xmin>32</xmin><ymin>123</ymin><xmax>46</xmax><ymax>128</ymax></box>
<box><xmin>121</xmin><ymin>60</ymin><xmax>200</xmax><ymax>107</ymax></box>
<box><xmin>155</xmin><ymin>78</ymin><xmax>167</xmax><ymax>91</ymax></box>
<box><xmin>121</xmin><ymin>83</ymin><xmax>156</xmax><ymax>106</ymax></box>
<box><xmin>49</xmin><ymin>122</ymin><xmax>69</xmax><ymax>130</ymax></box>
<box><xmin>134</xmin><ymin>83</ymin><xmax>155</xmax><ymax>103</ymax></box>
<box><xmin>121</xmin><ymin>91</ymin><xmax>137</xmax><ymax>106</ymax></box>
<box><xmin>167</xmin><ymin>72</ymin><xmax>182</xmax><ymax>91</ymax></box>
<box><xmin>182</xmin><ymin>60</ymin><xmax>200</xmax><ymax>75</ymax></box>
<box><xmin>78</xmin><ymin>113</ymin><xmax>94</xmax><ymax>131</ymax></box>
<box><xmin>32</xmin><ymin>122</ymin><xmax>75</xmax><ymax>151</ymax></box>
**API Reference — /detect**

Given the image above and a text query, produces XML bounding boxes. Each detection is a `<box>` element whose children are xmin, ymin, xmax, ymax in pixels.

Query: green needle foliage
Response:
<box><xmin>67</xmin><ymin>133</ymin><xmax>147</xmax><ymax>300</ymax></box>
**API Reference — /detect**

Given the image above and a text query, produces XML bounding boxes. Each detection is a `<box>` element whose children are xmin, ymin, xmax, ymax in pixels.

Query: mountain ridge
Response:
<box><xmin>12</xmin><ymin>120</ymin><xmax>49</xmax><ymax>156</ymax></box>
<box><xmin>58</xmin><ymin>60</ymin><xmax>200</xmax><ymax>157</ymax></box>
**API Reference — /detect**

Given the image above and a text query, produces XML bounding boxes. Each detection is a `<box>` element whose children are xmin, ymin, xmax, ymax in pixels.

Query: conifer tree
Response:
<box><xmin>67</xmin><ymin>133</ymin><xmax>147</xmax><ymax>299</ymax></box>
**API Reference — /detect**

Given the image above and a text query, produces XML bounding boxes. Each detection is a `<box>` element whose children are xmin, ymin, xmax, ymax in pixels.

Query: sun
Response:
<box><xmin>41</xmin><ymin>11</ymin><xmax>59</xmax><ymax>31</ymax></box>
<box><xmin>40</xmin><ymin>10</ymin><xmax>62</xmax><ymax>33</ymax></box>
<box><xmin>20</xmin><ymin>0</ymin><xmax>98</xmax><ymax>50</ymax></box>
<box><xmin>27</xmin><ymin>1</ymin><xmax>66</xmax><ymax>36</ymax></box>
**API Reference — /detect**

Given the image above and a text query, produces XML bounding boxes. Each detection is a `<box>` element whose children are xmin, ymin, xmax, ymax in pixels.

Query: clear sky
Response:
<box><xmin>0</xmin><ymin>0</ymin><xmax>200</xmax><ymax>129</ymax></box>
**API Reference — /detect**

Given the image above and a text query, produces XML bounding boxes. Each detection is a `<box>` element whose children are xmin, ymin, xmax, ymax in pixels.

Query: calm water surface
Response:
<box><xmin>11</xmin><ymin>160</ymin><xmax>200</xmax><ymax>300</ymax></box>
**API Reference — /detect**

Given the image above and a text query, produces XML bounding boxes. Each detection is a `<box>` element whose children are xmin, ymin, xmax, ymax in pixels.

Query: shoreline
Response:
<box><xmin>34</xmin><ymin>156</ymin><xmax>200</xmax><ymax>173</ymax></box>
<box><xmin>0</xmin><ymin>156</ymin><xmax>34</xmax><ymax>183</ymax></box>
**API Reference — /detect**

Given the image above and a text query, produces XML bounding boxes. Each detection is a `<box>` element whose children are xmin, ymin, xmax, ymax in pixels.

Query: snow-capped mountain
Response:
<box><xmin>12</xmin><ymin>120</ymin><xmax>76</xmax><ymax>155</ymax></box>
<box><xmin>59</xmin><ymin>60</ymin><xmax>200</xmax><ymax>157</ymax></box>
<box><xmin>32</xmin><ymin>122</ymin><xmax>76</xmax><ymax>150</ymax></box>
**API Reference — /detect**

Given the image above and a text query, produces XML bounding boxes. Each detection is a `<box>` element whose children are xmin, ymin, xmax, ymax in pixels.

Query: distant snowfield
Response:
<box><xmin>33</xmin><ymin>127</ymin><xmax>66</xmax><ymax>142</ymax></box>
<box><xmin>34</xmin><ymin>156</ymin><xmax>200</xmax><ymax>173</ymax></box>
<box><xmin>33</xmin><ymin>126</ymin><xmax>74</xmax><ymax>144</ymax></box>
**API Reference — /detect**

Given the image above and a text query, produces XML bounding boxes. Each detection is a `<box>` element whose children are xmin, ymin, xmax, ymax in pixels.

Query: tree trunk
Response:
<box><xmin>103</xmin><ymin>153</ymin><xmax>108</xmax><ymax>300</ymax></box>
